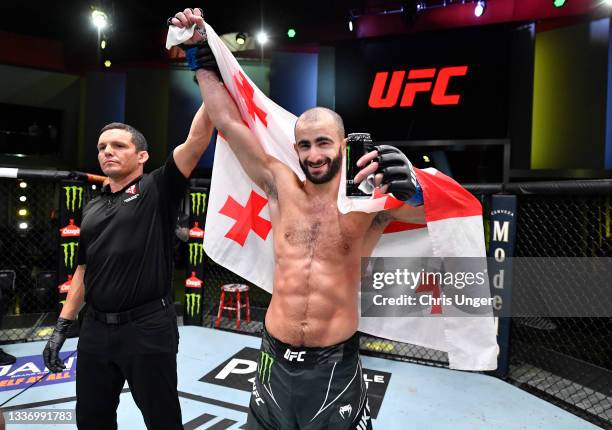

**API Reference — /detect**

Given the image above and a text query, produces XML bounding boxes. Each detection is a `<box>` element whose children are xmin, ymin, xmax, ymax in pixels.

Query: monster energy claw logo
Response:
<box><xmin>259</xmin><ymin>352</ymin><xmax>274</xmax><ymax>384</ymax></box>
<box><xmin>61</xmin><ymin>242</ymin><xmax>78</xmax><ymax>268</ymax></box>
<box><xmin>190</xmin><ymin>192</ymin><xmax>207</xmax><ymax>216</ymax></box>
<box><xmin>64</xmin><ymin>186</ymin><xmax>84</xmax><ymax>212</ymax></box>
<box><xmin>189</xmin><ymin>243</ymin><xmax>204</xmax><ymax>265</ymax></box>
<box><xmin>185</xmin><ymin>293</ymin><xmax>201</xmax><ymax>318</ymax></box>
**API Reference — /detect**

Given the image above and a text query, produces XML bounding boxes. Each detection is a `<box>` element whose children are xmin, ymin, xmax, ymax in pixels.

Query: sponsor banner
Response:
<box><xmin>0</xmin><ymin>352</ymin><xmax>77</xmax><ymax>392</ymax></box>
<box><xmin>488</xmin><ymin>195</ymin><xmax>516</xmax><ymax>378</ymax></box>
<box><xmin>59</xmin><ymin>219</ymin><xmax>80</xmax><ymax>238</ymax></box>
<box><xmin>185</xmin><ymin>289</ymin><xmax>203</xmax><ymax>320</ymax></box>
<box><xmin>199</xmin><ymin>347</ymin><xmax>391</xmax><ymax>419</ymax></box>
<box><xmin>185</xmin><ymin>186</ymin><xmax>208</xmax><ymax>326</ymax></box>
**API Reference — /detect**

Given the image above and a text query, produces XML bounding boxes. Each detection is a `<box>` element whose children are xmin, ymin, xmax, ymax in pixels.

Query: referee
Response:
<box><xmin>42</xmin><ymin>105</ymin><xmax>213</xmax><ymax>430</ymax></box>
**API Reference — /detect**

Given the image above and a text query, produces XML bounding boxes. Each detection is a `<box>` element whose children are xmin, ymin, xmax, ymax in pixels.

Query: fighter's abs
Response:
<box><xmin>266</xmin><ymin>207</ymin><xmax>366</xmax><ymax>346</ymax></box>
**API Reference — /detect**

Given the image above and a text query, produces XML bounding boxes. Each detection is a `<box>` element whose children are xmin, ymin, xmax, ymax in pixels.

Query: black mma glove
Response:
<box><xmin>167</xmin><ymin>12</ymin><xmax>220</xmax><ymax>74</ymax></box>
<box><xmin>179</xmin><ymin>40</ymin><xmax>220</xmax><ymax>74</ymax></box>
<box><xmin>374</xmin><ymin>145</ymin><xmax>423</xmax><ymax>205</ymax></box>
<box><xmin>43</xmin><ymin>317</ymin><xmax>73</xmax><ymax>373</ymax></box>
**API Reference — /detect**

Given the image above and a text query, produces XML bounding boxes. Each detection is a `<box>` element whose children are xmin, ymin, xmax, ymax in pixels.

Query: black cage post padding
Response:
<box><xmin>58</xmin><ymin>179</ymin><xmax>86</xmax><ymax>337</ymax></box>
<box><xmin>184</xmin><ymin>186</ymin><xmax>208</xmax><ymax>326</ymax></box>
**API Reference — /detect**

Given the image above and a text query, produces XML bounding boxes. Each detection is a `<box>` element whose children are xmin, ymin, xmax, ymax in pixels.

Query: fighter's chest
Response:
<box><xmin>277</xmin><ymin>204</ymin><xmax>368</xmax><ymax>254</ymax></box>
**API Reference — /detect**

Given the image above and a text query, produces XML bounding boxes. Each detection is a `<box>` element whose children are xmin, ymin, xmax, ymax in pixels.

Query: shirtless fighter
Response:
<box><xmin>170</xmin><ymin>8</ymin><xmax>426</xmax><ymax>429</ymax></box>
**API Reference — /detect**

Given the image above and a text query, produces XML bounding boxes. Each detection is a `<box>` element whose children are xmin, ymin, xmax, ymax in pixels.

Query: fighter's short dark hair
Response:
<box><xmin>99</xmin><ymin>122</ymin><xmax>148</xmax><ymax>151</ymax></box>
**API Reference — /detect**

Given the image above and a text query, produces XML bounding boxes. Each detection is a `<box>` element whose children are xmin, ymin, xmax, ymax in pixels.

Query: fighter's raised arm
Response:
<box><xmin>168</xmin><ymin>8</ymin><xmax>276</xmax><ymax>194</ymax></box>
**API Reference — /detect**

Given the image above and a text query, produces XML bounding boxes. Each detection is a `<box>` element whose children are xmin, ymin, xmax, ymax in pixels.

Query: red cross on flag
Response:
<box><xmin>167</xmin><ymin>23</ymin><xmax>498</xmax><ymax>371</ymax></box>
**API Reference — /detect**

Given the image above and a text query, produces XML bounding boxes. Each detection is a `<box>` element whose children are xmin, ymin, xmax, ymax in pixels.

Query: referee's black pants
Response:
<box><xmin>75</xmin><ymin>306</ymin><xmax>183</xmax><ymax>430</ymax></box>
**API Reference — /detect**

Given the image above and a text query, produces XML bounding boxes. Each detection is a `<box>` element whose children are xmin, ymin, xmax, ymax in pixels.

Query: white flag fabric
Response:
<box><xmin>167</xmin><ymin>24</ymin><xmax>498</xmax><ymax>370</ymax></box>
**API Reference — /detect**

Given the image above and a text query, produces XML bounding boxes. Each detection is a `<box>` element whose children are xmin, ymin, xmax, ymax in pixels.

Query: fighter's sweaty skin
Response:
<box><xmin>263</xmin><ymin>168</ymin><xmax>381</xmax><ymax>347</ymax></box>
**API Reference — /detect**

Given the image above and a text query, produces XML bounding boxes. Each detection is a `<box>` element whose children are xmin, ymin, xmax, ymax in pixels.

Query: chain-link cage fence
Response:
<box><xmin>0</xmin><ymin>177</ymin><xmax>98</xmax><ymax>343</ymax></box>
<box><xmin>509</xmin><ymin>188</ymin><xmax>612</xmax><ymax>428</ymax></box>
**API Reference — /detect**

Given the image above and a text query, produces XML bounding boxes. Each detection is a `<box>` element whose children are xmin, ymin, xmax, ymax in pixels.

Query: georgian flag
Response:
<box><xmin>167</xmin><ymin>24</ymin><xmax>498</xmax><ymax>370</ymax></box>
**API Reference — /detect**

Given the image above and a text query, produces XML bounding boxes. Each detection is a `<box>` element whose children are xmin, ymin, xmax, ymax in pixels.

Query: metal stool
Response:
<box><xmin>215</xmin><ymin>284</ymin><xmax>250</xmax><ymax>329</ymax></box>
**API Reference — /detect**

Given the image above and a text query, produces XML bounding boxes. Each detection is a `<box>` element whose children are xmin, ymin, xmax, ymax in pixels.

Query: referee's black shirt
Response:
<box><xmin>77</xmin><ymin>154</ymin><xmax>188</xmax><ymax>312</ymax></box>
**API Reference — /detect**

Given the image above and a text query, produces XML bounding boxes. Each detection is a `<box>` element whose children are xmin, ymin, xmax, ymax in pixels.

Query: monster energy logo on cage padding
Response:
<box><xmin>189</xmin><ymin>242</ymin><xmax>204</xmax><ymax>265</ymax></box>
<box><xmin>63</xmin><ymin>186</ymin><xmax>84</xmax><ymax>212</ymax></box>
<box><xmin>190</xmin><ymin>192</ymin><xmax>207</xmax><ymax>216</ymax></box>
<box><xmin>61</xmin><ymin>242</ymin><xmax>79</xmax><ymax>268</ymax></box>
<box><xmin>185</xmin><ymin>293</ymin><xmax>201</xmax><ymax>318</ymax></box>
<box><xmin>259</xmin><ymin>352</ymin><xmax>274</xmax><ymax>384</ymax></box>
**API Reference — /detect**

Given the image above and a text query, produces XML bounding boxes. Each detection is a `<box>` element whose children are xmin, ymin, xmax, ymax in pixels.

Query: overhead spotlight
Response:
<box><xmin>552</xmin><ymin>0</ymin><xmax>566</xmax><ymax>7</ymax></box>
<box><xmin>100</xmin><ymin>39</ymin><xmax>107</xmax><ymax>49</ymax></box>
<box><xmin>287</xmin><ymin>28</ymin><xmax>296</xmax><ymax>38</ymax></box>
<box><xmin>104</xmin><ymin>60</ymin><xmax>111</xmax><ymax>68</ymax></box>
<box><xmin>17</xmin><ymin>208</ymin><xmax>28</xmax><ymax>217</ymax></box>
<box><xmin>91</xmin><ymin>184</ymin><xmax>97</xmax><ymax>190</ymax></box>
<box><xmin>235</xmin><ymin>32</ymin><xmax>246</xmax><ymax>45</ymax></box>
<box><xmin>416</xmin><ymin>2</ymin><xmax>426</xmax><ymax>12</ymax></box>
<box><xmin>423</xmin><ymin>155</ymin><xmax>431</xmax><ymax>163</ymax></box>
<box><xmin>474</xmin><ymin>0</ymin><xmax>486</xmax><ymax>17</ymax></box>
<box><xmin>18</xmin><ymin>222</ymin><xmax>29</xmax><ymax>230</ymax></box>
<box><xmin>19</xmin><ymin>196</ymin><xmax>26</xmax><ymax>202</ymax></box>
<box><xmin>19</xmin><ymin>181</ymin><xmax>27</xmax><ymax>189</ymax></box>
<box><xmin>348</xmin><ymin>19</ymin><xmax>354</xmax><ymax>32</ymax></box>
<box><xmin>91</xmin><ymin>10</ymin><xmax>108</xmax><ymax>30</ymax></box>
<box><xmin>605</xmin><ymin>0</ymin><xmax>612</xmax><ymax>5</ymax></box>
<box><xmin>256</xmin><ymin>31</ymin><xmax>268</xmax><ymax>45</ymax></box>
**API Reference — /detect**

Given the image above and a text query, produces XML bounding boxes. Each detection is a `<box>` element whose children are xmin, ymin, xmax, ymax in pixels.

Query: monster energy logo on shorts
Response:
<box><xmin>185</xmin><ymin>293</ymin><xmax>201</xmax><ymax>317</ymax></box>
<box><xmin>61</xmin><ymin>242</ymin><xmax>78</xmax><ymax>268</ymax></box>
<box><xmin>259</xmin><ymin>352</ymin><xmax>274</xmax><ymax>384</ymax></box>
<box><xmin>190</xmin><ymin>192</ymin><xmax>207</xmax><ymax>216</ymax></box>
<box><xmin>63</xmin><ymin>186</ymin><xmax>84</xmax><ymax>212</ymax></box>
<box><xmin>189</xmin><ymin>243</ymin><xmax>204</xmax><ymax>265</ymax></box>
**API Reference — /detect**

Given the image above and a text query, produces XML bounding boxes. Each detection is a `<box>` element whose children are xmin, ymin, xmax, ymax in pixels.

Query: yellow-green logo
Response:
<box><xmin>185</xmin><ymin>293</ymin><xmax>201</xmax><ymax>317</ymax></box>
<box><xmin>190</xmin><ymin>192</ymin><xmax>207</xmax><ymax>216</ymax></box>
<box><xmin>63</xmin><ymin>186</ymin><xmax>83</xmax><ymax>212</ymax></box>
<box><xmin>259</xmin><ymin>352</ymin><xmax>274</xmax><ymax>384</ymax></box>
<box><xmin>61</xmin><ymin>242</ymin><xmax>78</xmax><ymax>268</ymax></box>
<box><xmin>189</xmin><ymin>242</ymin><xmax>204</xmax><ymax>265</ymax></box>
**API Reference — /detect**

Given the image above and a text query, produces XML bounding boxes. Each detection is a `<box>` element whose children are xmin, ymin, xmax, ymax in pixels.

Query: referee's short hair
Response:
<box><xmin>100</xmin><ymin>122</ymin><xmax>148</xmax><ymax>152</ymax></box>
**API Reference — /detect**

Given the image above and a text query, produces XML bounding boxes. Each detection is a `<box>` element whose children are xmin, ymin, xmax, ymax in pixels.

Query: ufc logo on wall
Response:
<box><xmin>368</xmin><ymin>66</ymin><xmax>469</xmax><ymax>108</ymax></box>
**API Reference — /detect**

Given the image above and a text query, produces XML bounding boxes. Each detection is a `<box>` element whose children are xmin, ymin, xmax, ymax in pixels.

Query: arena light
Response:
<box><xmin>287</xmin><ymin>28</ymin><xmax>296</xmax><ymax>38</ymax></box>
<box><xmin>474</xmin><ymin>0</ymin><xmax>486</xmax><ymax>17</ymax></box>
<box><xmin>235</xmin><ymin>32</ymin><xmax>246</xmax><ymax>45</ymax></box>
<box><xmin>91</xmin><ymin>184</ymin><xmax>97</xmax><ymax>190</ymax></box>
<box><xmin>18</xmin><ymin>222</ymin><xmax>29</xmax><ymax>230</ymax></box>
<box><xmin>416</xmin><ymin>2</ymin><xmax>426</xmax><ymax>12</ymax></box>
<box><xmin>553</xmin><ymin>0</ymin><xmax>566</xmax><ymax>7</ymax></box>
<box><xmin>104</xmin><ymin>60</ymin><xmax>112</xmax><ymax>68</ymax></box>
<box><xmin>19</xmin><ymin>195</ymin><xmax>26</xmax><ymax>202</ymax></box>
<box><xmin>19</xmin><ymin>181</ymin><xmax>27</xmax><ymax>189</ymax></box>
<box><xmin>91</xmin><ymin>10</ymin><xmax>108</xmax><ymax>30</ymax></box>
<box><xmin>423</xmin><ymin>155</ymin><xmax>431</xmax><ymax>163</ymax></box>
<box><xmin>256</xmin><ymin>31</ymin><xmax>268</xmax><ymax>45</ymax></box>
<box><xmin>606</xmin><ymin>0</ymin><xmax>612</xmax><ymax>6</ymax></box>
<box><xmin>348</xmin><ymin>19</ymin><xmax>354</xmax><ymax>32</ymax></box>
<box><xmin>101</xmin><ymin>39</ymin><xmax>107</xmax><ymax>49</ymax></box>
<box><xmin>17</xmin><ymin>208</ymin><xmax>28</xmax><ymax>217</ymax></box>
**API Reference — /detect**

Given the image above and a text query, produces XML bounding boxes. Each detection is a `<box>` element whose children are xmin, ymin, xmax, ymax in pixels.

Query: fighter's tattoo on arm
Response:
<box><xmin>370</xmin><ymin>211</ymin><xmax>392</xmax><ymax>230</ymax></box>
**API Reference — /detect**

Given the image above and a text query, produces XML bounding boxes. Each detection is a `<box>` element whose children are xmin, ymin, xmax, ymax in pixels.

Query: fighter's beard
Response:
<box><xmin>299</xmin><ymin>149</ymin><xmax>342</xmax><ymax>184</ymax></box>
